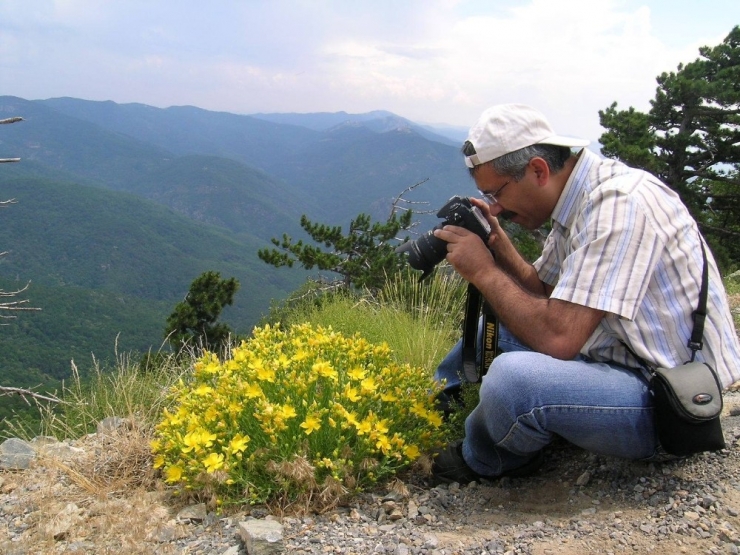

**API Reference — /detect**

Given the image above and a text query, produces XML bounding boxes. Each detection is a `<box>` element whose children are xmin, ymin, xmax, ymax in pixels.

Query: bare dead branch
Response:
<box><xmin>389</xmin><ymin>178</ymin><xmax>431</xmax><ymax>219</ymax></box>
<box><xmin>0</xmin><ymin>385</ymin><xmax>63</xmax><ymax>405</ymax></box>
<box><xmin>0</xmin><ymin>117</ymin><xmax>23</xmax><ymax>125</ymax></box>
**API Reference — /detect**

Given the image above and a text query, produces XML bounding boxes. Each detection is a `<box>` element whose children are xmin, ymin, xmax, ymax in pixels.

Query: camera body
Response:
<box><xmin>396</xmin><ymin>196</ymin><xmax>492</xmax><ymax>280</ymax></box>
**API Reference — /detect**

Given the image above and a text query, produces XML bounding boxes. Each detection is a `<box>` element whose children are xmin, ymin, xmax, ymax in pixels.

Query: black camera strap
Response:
<box><xmin>462</xmin><ymin>283</ymin><xmax>498</xmax><ymax>383</ymax></box>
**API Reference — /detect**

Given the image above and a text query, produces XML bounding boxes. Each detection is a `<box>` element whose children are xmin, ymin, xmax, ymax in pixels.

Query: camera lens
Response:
<box><xmin>395</xmin><ymin>226</ymin><xmax>448</xmax><ymax>280</ymax></box>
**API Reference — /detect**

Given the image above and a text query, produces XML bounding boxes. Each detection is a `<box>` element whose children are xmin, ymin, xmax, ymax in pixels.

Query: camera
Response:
<box><xmin>396</xmin><ymin>196</ymin><xmax>491</xmax><ymax>280</ymax></box>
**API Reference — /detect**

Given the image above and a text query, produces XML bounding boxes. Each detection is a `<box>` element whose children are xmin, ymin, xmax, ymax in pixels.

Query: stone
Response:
<box><xmin>30</xmin><ymin>436</ymin><xmax>59</xmax><ymax>447</ymax></box>
<box><xmin>42</xmin><ymin>502</ymin><xmax>83</xmax><ymax>540</ymax></box>
<box><xmin>239</xmin><ymin>519</ymin><xmax>285</xmax><ymax>554</ymax></box>
<box><xmin>0</xmin><ymin>438</ymin><xmax>36</xmax><ymax>470</ymax></box>
<box><xmin>97</xmin><ymin>416</ymin><xmax>131</xmax><ymax>434</ymax></box>
<box><xmin>177</xmin><ymin>503</ymin><xmax>208</xmax><ymax>522</ymax></box>
<box><xmin>39</xmin><ymin>442</ymin><xmax>85</xmax><ymax>461</ymax></box>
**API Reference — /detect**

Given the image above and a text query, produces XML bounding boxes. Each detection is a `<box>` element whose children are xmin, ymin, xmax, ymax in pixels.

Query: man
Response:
<box><xmin>431</xmin><ymin>104</ymin><xmax>740</xmax><ymax>483</ymax></box>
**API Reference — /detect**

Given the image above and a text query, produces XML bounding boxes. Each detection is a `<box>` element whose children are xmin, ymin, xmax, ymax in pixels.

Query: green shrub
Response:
<box><xmin>151</xmin><ymin>323</ymin><xmax>447</xmax><ymax>510</ymax></box>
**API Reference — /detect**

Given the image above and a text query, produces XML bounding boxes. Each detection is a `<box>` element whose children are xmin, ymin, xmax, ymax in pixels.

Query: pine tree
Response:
<box><xmin>258</xmin><ymin>209</ymin><xmax>413</xmax><ymax>290</ymax></box>
<box><xmin>164</xmin><ymin>271</ymin><xmax>239</xmax><ymax>351</ymax></box>
<box><xmin>598</xmin><ymin>26</ymin><xmax>740</xmax><ymax>268</ymax></box>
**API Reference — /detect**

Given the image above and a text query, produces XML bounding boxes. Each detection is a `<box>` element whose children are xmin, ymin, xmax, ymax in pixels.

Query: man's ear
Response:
<box><xmin>529</xmin><ymin>157</ymin><xmax>550</xmax><ymax>186</ymax></box>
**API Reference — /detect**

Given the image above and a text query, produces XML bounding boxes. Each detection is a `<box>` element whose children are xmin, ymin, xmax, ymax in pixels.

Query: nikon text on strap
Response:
<box><xmin>461</xmin><ymin>283</ymin><xmax>498</xmax><ymax>383</ymax></box>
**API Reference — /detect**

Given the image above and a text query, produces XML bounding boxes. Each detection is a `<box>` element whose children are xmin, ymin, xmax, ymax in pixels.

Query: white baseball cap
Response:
<box><xmin>464</xmin><ymin>104</ymin><xmax>590</xmax><ymax>168</ymax></box>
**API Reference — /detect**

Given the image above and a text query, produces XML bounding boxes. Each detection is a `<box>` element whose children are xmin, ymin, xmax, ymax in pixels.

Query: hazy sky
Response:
<box><xmin>2</xmin><ymin>0</ymin><xmax>738</xmax><ymax>141</ymax></box>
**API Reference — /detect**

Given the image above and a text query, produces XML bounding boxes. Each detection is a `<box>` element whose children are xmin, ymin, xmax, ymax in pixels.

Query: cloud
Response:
<box><xmin>0</xmin><ymin>0</ymin><xmax>736</xmax><ymax>142</ymax></box>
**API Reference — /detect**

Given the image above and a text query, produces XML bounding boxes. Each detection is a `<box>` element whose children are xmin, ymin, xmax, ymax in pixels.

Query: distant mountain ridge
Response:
<box><xmin>250</xmin><ymin>110</ymin><xmax>461</xmax><ymax>146</ymax></box>
<box><xmin>0</xmin><ymin>94</ymin><xmax>475</xmax><ymax>392</ymax></box>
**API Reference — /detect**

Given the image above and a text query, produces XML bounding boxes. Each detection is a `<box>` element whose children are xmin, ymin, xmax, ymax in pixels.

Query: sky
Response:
<box><xmin>1</xmin><ymin>0</ymin><xmax>739</xmax><ymax>142</ymax></box>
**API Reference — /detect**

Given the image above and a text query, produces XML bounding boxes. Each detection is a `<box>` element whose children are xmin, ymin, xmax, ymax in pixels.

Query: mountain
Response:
<box><xmin>0</xmin><ymin>95</ymin><xmax>478</xmax><ymax>394</ymax></box>
<box><xmin>250</xmin><ymin>110</ymin><xmax>460</xmax><ymax>146</ymax></box>
<box><xmin>9</xmin><ymin>97</ymin><xmax>473</xmax><ymax>226</ymax></box>
<box><xmin>0</xmin><ymin>173</ymin><xmax>305</xmax><ymax>385</ymax></box>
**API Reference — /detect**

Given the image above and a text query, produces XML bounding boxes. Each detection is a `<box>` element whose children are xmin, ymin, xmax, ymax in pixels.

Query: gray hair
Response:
<box><xmin>462</xmin><ymin>141</ymin><xmax>572</xmax><ymax>180</ymax></box>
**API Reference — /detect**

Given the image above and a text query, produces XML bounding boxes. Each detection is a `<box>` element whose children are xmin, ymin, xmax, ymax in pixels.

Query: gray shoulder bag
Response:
<box><xmin>649</xmin><ymin>239</ymin><xmax>725</xmax><ymax>456</ymax></box>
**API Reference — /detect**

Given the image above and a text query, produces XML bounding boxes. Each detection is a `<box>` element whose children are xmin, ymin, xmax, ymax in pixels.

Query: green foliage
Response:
<box><xmin>264</xmin><ymin>268</ymin><xmax>465</xmax><ymax>373</ymax></box>
<box><xmin>598</xmin><ymin>26</ymin><xmax>740</xmax><ymax>269</ymax></box>
<box><xmin>258</xmin><ymin>210</ymin><xmax>413</xmax><ymax>290</ymax></box>
<box><xmin>152</xmin><ymin>323</ymin><xmax>448</xmax><ymax>509</ymax></box>
<box><xmin>165</xmin><ymin>271</ymin><xmax>240</xmax><ymax>352</ymax></box>
<box><xmin>0</xmin><ymin>175</ymin><xmax>304</xmax><ymax>389</ymax></box>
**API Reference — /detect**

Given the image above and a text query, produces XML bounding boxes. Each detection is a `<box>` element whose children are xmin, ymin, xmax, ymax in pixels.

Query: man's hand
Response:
<box><xmin>432</xmin><ymin>225</ymin><xmax>496</xmax><ymax>286</ymax></box>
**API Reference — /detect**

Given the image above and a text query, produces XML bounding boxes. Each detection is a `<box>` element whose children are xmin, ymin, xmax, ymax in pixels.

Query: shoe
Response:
<box><xmin>431</xmin><ymin>439</ymin><xmax>544</xmax><ymax>484</ymax></box>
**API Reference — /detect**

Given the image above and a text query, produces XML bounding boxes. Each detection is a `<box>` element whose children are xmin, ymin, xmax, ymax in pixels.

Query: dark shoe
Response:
<box><xmin>431</xmin><ymin>439</ymin><xmax>544</xmax><ymax>484</ymax></box>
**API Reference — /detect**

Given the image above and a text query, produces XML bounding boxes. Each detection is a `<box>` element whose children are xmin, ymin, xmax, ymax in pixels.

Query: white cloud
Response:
<box><xmin>0</xmin><ymin>0</ymin><xmax>736</xmax><ymax>142</ymax></box>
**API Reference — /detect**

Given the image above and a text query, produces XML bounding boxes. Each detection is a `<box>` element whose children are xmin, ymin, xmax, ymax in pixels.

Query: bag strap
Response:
<box><xmin>622</xmin><ymin>232</ymin><xmax>708</xmax><ymax>370</ymax></box>
<box><xmin>688</xmin><ymin>238</ymin><xmax>709</xmax><ymax>360</ymax></box>
<box><xmin>462</xmin><ymin>283</ymin><xmax>481</xmax><ymax>383</ymax></box>
<box><xmin>461</xmin><ymin>283</ymin><xmax>498</xmax><ymax>383</ymax></box>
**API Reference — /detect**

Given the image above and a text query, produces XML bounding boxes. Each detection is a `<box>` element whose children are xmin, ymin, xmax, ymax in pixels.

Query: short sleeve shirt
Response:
<box><xmin>533</xmin><ymin>149</ymin><xmax>740</xmax><ymax>389</ymax></box>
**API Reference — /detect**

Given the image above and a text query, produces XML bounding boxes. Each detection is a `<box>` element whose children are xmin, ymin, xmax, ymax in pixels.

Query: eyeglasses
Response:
<box><xmin>479</xmin><ymin>180</ymin><xmax>512</xmax><ymax>206</ymax></box>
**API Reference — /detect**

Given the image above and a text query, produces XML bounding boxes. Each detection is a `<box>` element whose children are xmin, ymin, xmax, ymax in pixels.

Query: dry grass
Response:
<box><xmin>1</xmin><ymin>425</ymin><xmax>180</xmax><ymax>555</ymax></box>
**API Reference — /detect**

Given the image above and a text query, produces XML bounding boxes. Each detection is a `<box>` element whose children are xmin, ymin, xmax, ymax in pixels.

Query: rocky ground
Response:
<box><xmin>2</xmin><ymin>395</ymin><xmax>740</xmax><ymax>555</ymax></box>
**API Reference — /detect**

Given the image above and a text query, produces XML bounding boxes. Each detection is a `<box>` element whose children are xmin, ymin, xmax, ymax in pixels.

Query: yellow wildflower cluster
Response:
<box><xmin>152</xmin><ymin>323</ymin><xmax>447</xmax><ymax>505</ymax></box>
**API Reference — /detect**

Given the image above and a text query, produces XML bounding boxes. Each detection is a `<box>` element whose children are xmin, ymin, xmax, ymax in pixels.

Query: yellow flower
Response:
<box><xmin>376</xmin><ymin>435</ymin><xmax>392</xmax><ymax>454</ymax></box>
<box><xmin>313</xmin><ymin>360</ymin><xmax>338</xmax><ymax>381</ymax></box>
<box><xmin>410</xmin><ymin>401</ymin><xmax>428</xmax><ymax>418</ymax></box>
<box><xmin>360</xmin><ymin>377</ymin><xmax>377</xmax><ymax>393</ymax></box>
<box><xmin>279</xmin><ymin>404</ymin><xmax>297</xmax><ymax>419</ymax></box>
<box><xmin>182</xmin><ymin>429</ymin><xmax>217</xmax><ymax>453</ymax></box>
<box><xmin>404</xmin><ymin>445</ymin><xmax>421</xmax><ymax>460</ymax></box>
<box><xmin>380</xmin><ymin>392</ymin><xmax>398</xmax><ymax>402</ymax></box>
<box><xmin>193</xmin><ymin>384</ymin><xmax>214</xmax><ymax>396</ymax></box>
<box><xmin>293</xmin><ymin>349</ymin><xmax>309</xmax><ymax>362</ymax></box>
<box><xmin>203</xmin><ymin>452</ymin><xmax>225</xmax><ymax>473</ymax></box>
<box><xmin>426</xmin><ymin>411</ymin><xmax>443</xmax><ymax>428</ymax></box>
<box><xmin>204</xmin><ymin>405</ymin><xmax>219</xmax><ymax>423</ymax></box>
<box><xmin>203</xmin><ymin>359</ymin><xmax>221</xmax><ymax>374</ymax></box>
<box><xmin>228</xmin><ymin>434</ymin><xmax>250</xmax><ymax>455</ymax></box>
<box><xmin>153</xmin><ymin>454</ymin><xmax>165</xmax><ymax>469</ymax></box>
<box><xmin>244</xmin><ymin>382</ymin><xmax>264</xmax><ymax>399</ymax></box>
<box><xmin>347</xmin><ymin>366</ymin><xmax>366</xmax><ymax>381</ymax></box>
<box><xmin>165</xmin><ymin>464</ymin><xmax>184</xmax><ymax>483</ymax></box>
<box><xmin>355</xmin><ymin>418</ymin><xmax>372</xmax><ymax>436</ymax></box>
<box><xmin>374</xmin><ymin>419</ymin><xmax>389</xmax><ymax>435</ymax></box>
<box><xmin>344</xmin><ymin>386</ymin><xmax>361</xmax><ymax>402</ymax></box>
<box><xmin>300</xmin><ymin>414</ymin><xmax>322</xmax><ymax>435</ymax></box>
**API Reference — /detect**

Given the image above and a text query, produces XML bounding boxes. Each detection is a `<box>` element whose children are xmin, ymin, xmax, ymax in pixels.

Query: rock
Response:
<box><xmin>38</xmin><ymin>442</ymin><xmax>86</xmax><ymax>461</ymax></box>
<box><xmin>0</xmin><ymin>438</ymin><xmax>36</xmax><ymax>470</ymax></box>
<box><xmin>407</xmin><ymin>500</ymin><xmax>419</xmax><ymax>520</ymax></box>
<box><xmin>30</xmin><ymin>436</ymin><xmax>59</xmax><ymax>448</ymax></box>
<box><xmin>97</xmin><ymin>416</ymin><xmax>131</xmax><ymax>434</ymax></box>
<box><xmin>239</xmin><ymin>518</ymin><xmax>285</xmax><ymax>554</ymax></box>
<box><xmin>177</xmin><ymin>503</ymin><xmax>208</xmax><ymax>522</ymax></box>
<box><xmin>42</xmin><ymin>502</ymin><xmax>83</xmax><ymax>540</ymax></box>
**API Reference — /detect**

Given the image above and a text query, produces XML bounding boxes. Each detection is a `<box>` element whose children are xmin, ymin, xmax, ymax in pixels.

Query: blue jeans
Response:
<box><xmin>434</xmin><ymin>323</ymin><xmax>657</xmax><ymax>476</ymax></box>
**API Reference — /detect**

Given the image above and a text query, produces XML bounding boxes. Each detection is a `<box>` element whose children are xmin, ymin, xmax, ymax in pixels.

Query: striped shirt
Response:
<box><xmin>533</xmin><ymin>149</ymin><xmax>740</xmax><ymax>389</ymax></box>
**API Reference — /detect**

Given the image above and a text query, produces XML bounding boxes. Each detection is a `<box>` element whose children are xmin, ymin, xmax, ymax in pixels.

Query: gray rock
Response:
<box><xmin>0</xmin><ymin>438</ymin><xmax>36</xmax><ymax>470</ymax></box>
<box><xmin>177</xmin><ymin>503</ymin><xmax>208</xmax><ymax>522</ymax></box>
<box><xmin>239</xmin><ymin>519</ymin><xmax>285</xmax><ymax>554</ymax></box>
<box><xmin>38</xmin><ymin>441</ymin><xmax>85</xmax><ymax>461</ymax></box>
<box><xmin>96</xmin><ymin>416</ymin><xmax>130</xmax><ymax>434</ymax></box>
